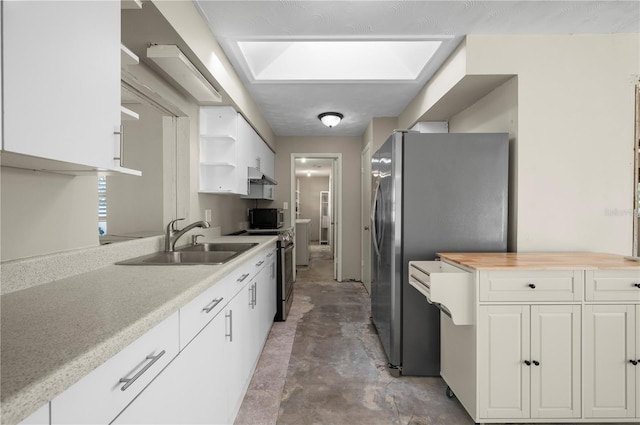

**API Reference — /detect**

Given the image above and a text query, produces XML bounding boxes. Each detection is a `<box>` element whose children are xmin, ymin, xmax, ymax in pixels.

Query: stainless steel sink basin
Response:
<box><xmin>178</xmin><ymin>242</ymin><xmax>258</xmax><ymax>253</ymax></box>
<box><xmin>116</xmin><ymin>242</ymin><xmax>258</xmax><ymax>265</ymax></box>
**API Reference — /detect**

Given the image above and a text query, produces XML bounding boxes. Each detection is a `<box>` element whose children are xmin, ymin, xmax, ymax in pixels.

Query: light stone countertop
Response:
<box><xmin>0</xmin><ymin>235</ymin><xmax>278</xmax><ymax>425</ymax></box>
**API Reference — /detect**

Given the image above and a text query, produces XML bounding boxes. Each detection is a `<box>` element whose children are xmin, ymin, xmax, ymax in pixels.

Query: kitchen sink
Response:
<box><xmin>115</xmin><ymin>242</ymin><xmax>258</xmax><ymax>265</ymax></box>
<box><xmin>178</xmin><ymin>242</ymin><xmax>258</xmax><ymax>253</ymax></box>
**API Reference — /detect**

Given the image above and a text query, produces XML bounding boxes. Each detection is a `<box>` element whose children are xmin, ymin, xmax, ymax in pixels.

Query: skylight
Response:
<box><xmin>237</xmin><ymin>40</ymin><xmax>443</xmax><ymax>81</ymax></box>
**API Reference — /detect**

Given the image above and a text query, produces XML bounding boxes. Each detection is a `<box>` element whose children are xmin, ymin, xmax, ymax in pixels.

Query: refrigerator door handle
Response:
<box><xmin>371</xmin><ymin>177</ymin><xmax>382</xmax><ymax>258</ymax></box>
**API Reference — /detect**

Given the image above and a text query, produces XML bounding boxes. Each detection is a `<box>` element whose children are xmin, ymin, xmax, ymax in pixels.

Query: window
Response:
<box><xmin>98</xmin><ymin>176</ymin><xmax>107</xmax><ymax>235</ymax></box>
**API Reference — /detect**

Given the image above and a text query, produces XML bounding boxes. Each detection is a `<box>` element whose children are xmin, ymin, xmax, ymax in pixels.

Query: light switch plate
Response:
<box><xmin>205</xmin><ymin>209</ymin><xmax>212</xmax><ymax>222</ymax></box>
<box><xmin>283</xmin><ymin>202</ymin><xmax>288</xmax><ymax>210</ymax></box>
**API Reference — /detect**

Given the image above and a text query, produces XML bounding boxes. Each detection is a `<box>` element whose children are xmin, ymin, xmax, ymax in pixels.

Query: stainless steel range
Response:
<box><xmin>245</xmin><ymin>226</ymin><xmax>294</xmax><ymax>321</ymax></box>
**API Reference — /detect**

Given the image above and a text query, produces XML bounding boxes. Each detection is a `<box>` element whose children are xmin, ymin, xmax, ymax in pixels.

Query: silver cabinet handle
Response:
<box><xmin>225</xmin><ymin>310</ymin><xmax>233</xmax><ymax>341</ymax></box>
<box><xmin>202</xmin><ymin>297</ymin><xmax>223</xmax><ymax>314</ymax></box>
<box><xmin>119</xmin><ymin>350</ymin><xmax>166</xmax><ymax>391</ymax></box>
<box><xmin>253</xmin><ymin>283</ymin><xmax>257</xmax><ymax>306</ymax></box>
<box><xmin>267</xmin><ymin>251</ymin><xmax>274</xmax><ymax>258</ymax></box>
<box><xmin>255</xmin><ymin>260</ymin><xmax>265</xmax><ymax>267</ymax></box>
<box><xmin>114</xmin><ymin>125</ymin><xmax>124</xmax><ymax>166</ymax></box>
<box><xmin>237</xmin><ymin>273</ymin><xmax>250</xmax><ymax>283</ymax></box>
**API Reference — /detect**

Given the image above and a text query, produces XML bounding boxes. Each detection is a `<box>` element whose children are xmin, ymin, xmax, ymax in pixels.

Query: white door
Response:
<box><xmin>584</xmin><ymin>304</ymin><xmax>637</xmax><ymax>418</ymax></box>
<box><xmin>479</xmin><ymin>305</ymin><xmax>530</xmax><ymax>419</ymax></box>
<box><xmin>360</xmin><ymin>144</ymin><xmax>372</xmax><ymax>294</ymax></box>
<box><xmin>530</xmin><ymin>305</ymin><xmax>581</xmax><ymax>419</ymax></box>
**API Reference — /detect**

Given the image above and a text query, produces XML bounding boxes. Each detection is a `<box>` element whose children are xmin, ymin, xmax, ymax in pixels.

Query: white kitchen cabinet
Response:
<box><xmin>51</xmin><ymin>313</ymin><xmax>179</xmax><ymax>424</ymax></box>
<box><xmin>111</xmin><ymin>245</ymin><xmax>277</xmax><ymax>425</ymax></box>
<box><xmin>478</xmin><ymin>304</ymin><xmax>581</xmax><ymax>420</ymax></box>
<box><xmin>432</xmin><ymin>253</ymin><xmax>640</xmax><ymax>424</ymax></box>
<box><xmin>199</xmin><ymin>107</ymin><xmax>249</xmax><ymax>194</ymax></box>
<box><xmin>241</xmin><ymin>122</ymin><xmax>276</xmax><ymax>200</ymax></box>
<box><xmin>1</xmin><ymin>1</ymin><xmax>139</xmax><ymax>175</ymax></box>
<box><xmin>584</xmin><ymin>305</ymin><xmax>639</xmax><ymax>418</ymax></box>
<box><xmin>112</xmin><ymin>310</ymin><xmax>228</xmax><ymax>425</ymax></box>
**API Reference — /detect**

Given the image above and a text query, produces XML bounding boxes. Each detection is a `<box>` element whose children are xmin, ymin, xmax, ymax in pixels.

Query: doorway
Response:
<box><xmin>360</xmin><ymin>143</ymin><xmax>372</xmax><ymax>294</ymax></box>
<box><xmin>291</xmin><ymin>153</ymin><xmax>343</xmax><ymax>281</ymax></box>
<box><xmin>634</xmin><ymin>82</ymin><xmax>640</xmax><ymax>256</ymax></box>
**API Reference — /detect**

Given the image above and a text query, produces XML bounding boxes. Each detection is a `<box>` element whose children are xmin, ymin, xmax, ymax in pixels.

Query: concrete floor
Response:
<box><xmin>234</xmin><ymin>244</ymin><xmax>476</xmax><ymax>425</ymax></box>
<box><xmin>234</xmin><ymin>246</ymin><xmax>626</xmax><ymax>425</ymax></box>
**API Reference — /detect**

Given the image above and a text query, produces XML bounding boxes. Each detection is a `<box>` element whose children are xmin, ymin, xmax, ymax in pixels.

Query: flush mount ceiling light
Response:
<box><xmin>318</xmin><ymin>112</ymin><xmax>343</xmax><ymax>128</ymax></box>
<box><xmin>147</xmin><ymin>44</ymin><xmax>222</xmax><ymax>104</ymax></box>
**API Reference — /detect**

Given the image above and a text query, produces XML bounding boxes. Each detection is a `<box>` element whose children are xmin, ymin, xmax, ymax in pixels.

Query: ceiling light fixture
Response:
<box><xmin>147</xmin><ymin>44</ymin><xmax>222</xmax><ymax>104</ymax></box>
<box><xmin>318</xmin><ymin>112</ymin><xmax>343</xmax><ymax>128</ymax></box>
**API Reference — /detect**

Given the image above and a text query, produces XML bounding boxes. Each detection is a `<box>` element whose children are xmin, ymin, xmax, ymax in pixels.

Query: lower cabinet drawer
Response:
<box><xmin>585</xmin><ymin>270</ymin><xmax>640</xmax><ymax>302</ymax></box>
<box><xmin>51</xmin><ymin>312</ymin><xmax>179</xmax><ymax>425</ymax></box>
<box><xmin>179</xmin><ymin>274</ymin><xmax>235</xmax><ymax>349</ymax></box>
<box><xmin>479</xmin><ymin>270</ymin><xmax>583</xmax><ymax>302</ymax></box>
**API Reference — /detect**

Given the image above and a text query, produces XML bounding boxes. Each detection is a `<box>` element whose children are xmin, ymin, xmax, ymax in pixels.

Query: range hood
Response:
<box><xmin>248</xmin><ymin>167</ymin><xmax>277</xmax><ymax>185</ymax></box>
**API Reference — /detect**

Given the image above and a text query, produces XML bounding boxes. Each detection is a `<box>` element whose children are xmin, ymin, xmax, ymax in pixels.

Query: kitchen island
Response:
<box><xmin>409</xmin><ymin>252</ymin><xmax>640</xmax><ymax>424</ymax></box>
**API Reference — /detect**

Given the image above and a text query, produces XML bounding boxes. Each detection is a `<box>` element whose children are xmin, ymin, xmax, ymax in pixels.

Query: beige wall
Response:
<box><xmin>275</xmin><ymin>136</ymin><xmax>362</xmax><ymax>280</ymax></box>
<box><xmin>466</xmin><ymin>34</ymin><xmax>638</xmax><ymax>254</ymax></box>
<box><xmin>402</xmin><ymin>34</ymin><xmax>639</xmax><ymax>255</ymax></box>
<box><xmin>1</xmin><ymin>169</ymin><xmax>98</xmax><ymax>260</ymax></box>
<box><xmin>298</xmin><ymin>176</ymin><xmax>330</xmax><ymax>242</ymax></box>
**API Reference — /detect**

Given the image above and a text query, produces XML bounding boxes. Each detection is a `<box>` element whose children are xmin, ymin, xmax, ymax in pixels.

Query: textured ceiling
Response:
<box><xmin>194</xmin><ymin>0</ymin><xmax>639</xmax><ymax>137</ymax></box>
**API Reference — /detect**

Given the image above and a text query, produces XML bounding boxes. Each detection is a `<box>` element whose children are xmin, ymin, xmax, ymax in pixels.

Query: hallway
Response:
<box><xmin>235</xmin><ymin>244</ymin><xmax>475</xmax><ymax>425</ymax></box>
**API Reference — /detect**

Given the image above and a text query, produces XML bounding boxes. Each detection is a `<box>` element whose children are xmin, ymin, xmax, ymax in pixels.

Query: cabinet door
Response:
<box><xmin>584</xmin><ymin>304</ymin><xmax>637</xmax><ymax>418</ymax></box>
<box><xmin>225</xmin><ymin>285</ymin><xmax>252</xmax><ymax>420</ymax></box>
<box><xmin>112</xmin><ymin>312</ymin><xmax>229</xmax><ymax>425</ymax></box>
<box><xmin>3</xmin><ymin>0</ymin><xmax>120</xmax><ymax>169</ymax></box>
<box><xmin>530</xmin><ymin>305</ymin><xmax>581</xmax><ymax>419</ymax></box>
<box><xmin>479</xmin><ymin>305</ymin><xmax>530</xmax><ymax>419</ymax></box>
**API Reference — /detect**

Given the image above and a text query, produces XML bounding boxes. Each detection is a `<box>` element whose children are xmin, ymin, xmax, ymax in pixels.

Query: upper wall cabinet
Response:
<box><xmin>241</xmin><ymin>120</ymin><xmax>276</xmax><ymax>200</ymax></box>
<box><xmin>199</xmin><ymin>107</ymin><xmax>249</xmax><ymax>195</ymax></box>
<box><xmin>1</xmin><ymin>1</ymin><xmax>140</xmax><ymax>176</ymax></box>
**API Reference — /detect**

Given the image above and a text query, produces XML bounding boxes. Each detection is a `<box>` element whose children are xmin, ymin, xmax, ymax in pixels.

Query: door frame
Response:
<box><xmin>361</xmin><ymin>143</ymin><xmax>372</xmax><ymax>294</ymax></box>
<box><xmin>290</xmin><ymin>153</ymin><xmax>343</xmax><ymax>281</ymax></box>
<box><xmin>633</xmin><ymin>82</ymin><xmax>639</xmax><ymax>256</ymax></box>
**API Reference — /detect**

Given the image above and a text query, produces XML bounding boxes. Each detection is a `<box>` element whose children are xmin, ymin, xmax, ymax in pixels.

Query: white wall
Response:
<box><xmin>298</xmin><ymin>176</ymin><xmax>330</xmax><ymax>242</ymax></box>
<box><xmin>275</xmin><ymin>136</ymin><xmax>362</xmax><ymax>280</ymax></box>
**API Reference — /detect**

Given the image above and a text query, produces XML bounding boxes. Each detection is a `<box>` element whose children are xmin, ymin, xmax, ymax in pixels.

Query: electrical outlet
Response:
<box><xmin>283</xmin><ymin>202</ymin><xmax>288</xmax><ymax>210</ymax></box>
<box><xmin>205</xmin><ymin>209</ymin><xmax>212</xmax><ymax>222</ymax></box>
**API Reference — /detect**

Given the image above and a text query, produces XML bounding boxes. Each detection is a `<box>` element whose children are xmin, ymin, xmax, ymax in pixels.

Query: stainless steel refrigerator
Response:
<box><xmin>371</xmin><ymin>131</ymin><xmax>509</xmax><ymax>376</ymax></box>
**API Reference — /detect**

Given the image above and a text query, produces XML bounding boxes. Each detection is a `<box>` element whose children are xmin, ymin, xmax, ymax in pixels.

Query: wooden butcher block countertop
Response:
<box><xmin>437</xmin><ymin>252</ymin><xmax>640</xmax><ymax>271</ymax></box>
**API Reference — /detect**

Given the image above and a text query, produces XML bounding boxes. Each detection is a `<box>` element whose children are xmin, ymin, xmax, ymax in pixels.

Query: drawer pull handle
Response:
<box><xmin>630</xmin><ymin>359</ymin><xmax>639</xmax><ymax>366</ymax></box>
<box><xmin>532</xmin><ymin>360</ymin><xmax>540</xmax><ymax>366</ymax></box>
<box><xmin>267</xmin><ymin>252</ymin><xmax>274</xmax><ymax>257</ymax></box>
<box><xmin>524</xmin><ymin>360</ymin><xmax>531</xmax><ymax>366</ymax></box>
<box><xmin>528</xmin><ymin>283</ymin><xmax>536</xmax><ymax>289</ymax></box>
<box><xmin>633</xmin><ymin>283</ymin><xmax>640</xmax><ymax>288</ymax></box>
<box><xmin>237</xmin><ymin>273</ymin><xmax>250</xmax><ymax>283</ymax></box>
<box><xmin>256</xmin><ymin>260</ymin><xmax>265</xmax><ymax>266</ymax></box>
<box><xmin>202</xmin><ymin>297</ymin><xmax>224</xmax><ymax>314</ymax></box>
<box><xmin>119</xmin><ymin>350</ymin><xmax>166</xmax><ymax>391</ymax></box>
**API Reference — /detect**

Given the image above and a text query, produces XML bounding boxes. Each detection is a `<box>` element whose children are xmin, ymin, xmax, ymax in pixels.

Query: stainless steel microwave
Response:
<box><xmin>249</xmin><ymin>208</ymin><xmax>284</xmax><ymax>229</ymax></box>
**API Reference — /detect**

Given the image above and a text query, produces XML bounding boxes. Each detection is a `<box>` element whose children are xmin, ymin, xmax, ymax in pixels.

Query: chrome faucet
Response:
<box><xmin>165</xmin><ymin>218</ymin><xmax>211</xmax><ymax>251</ymax></box>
